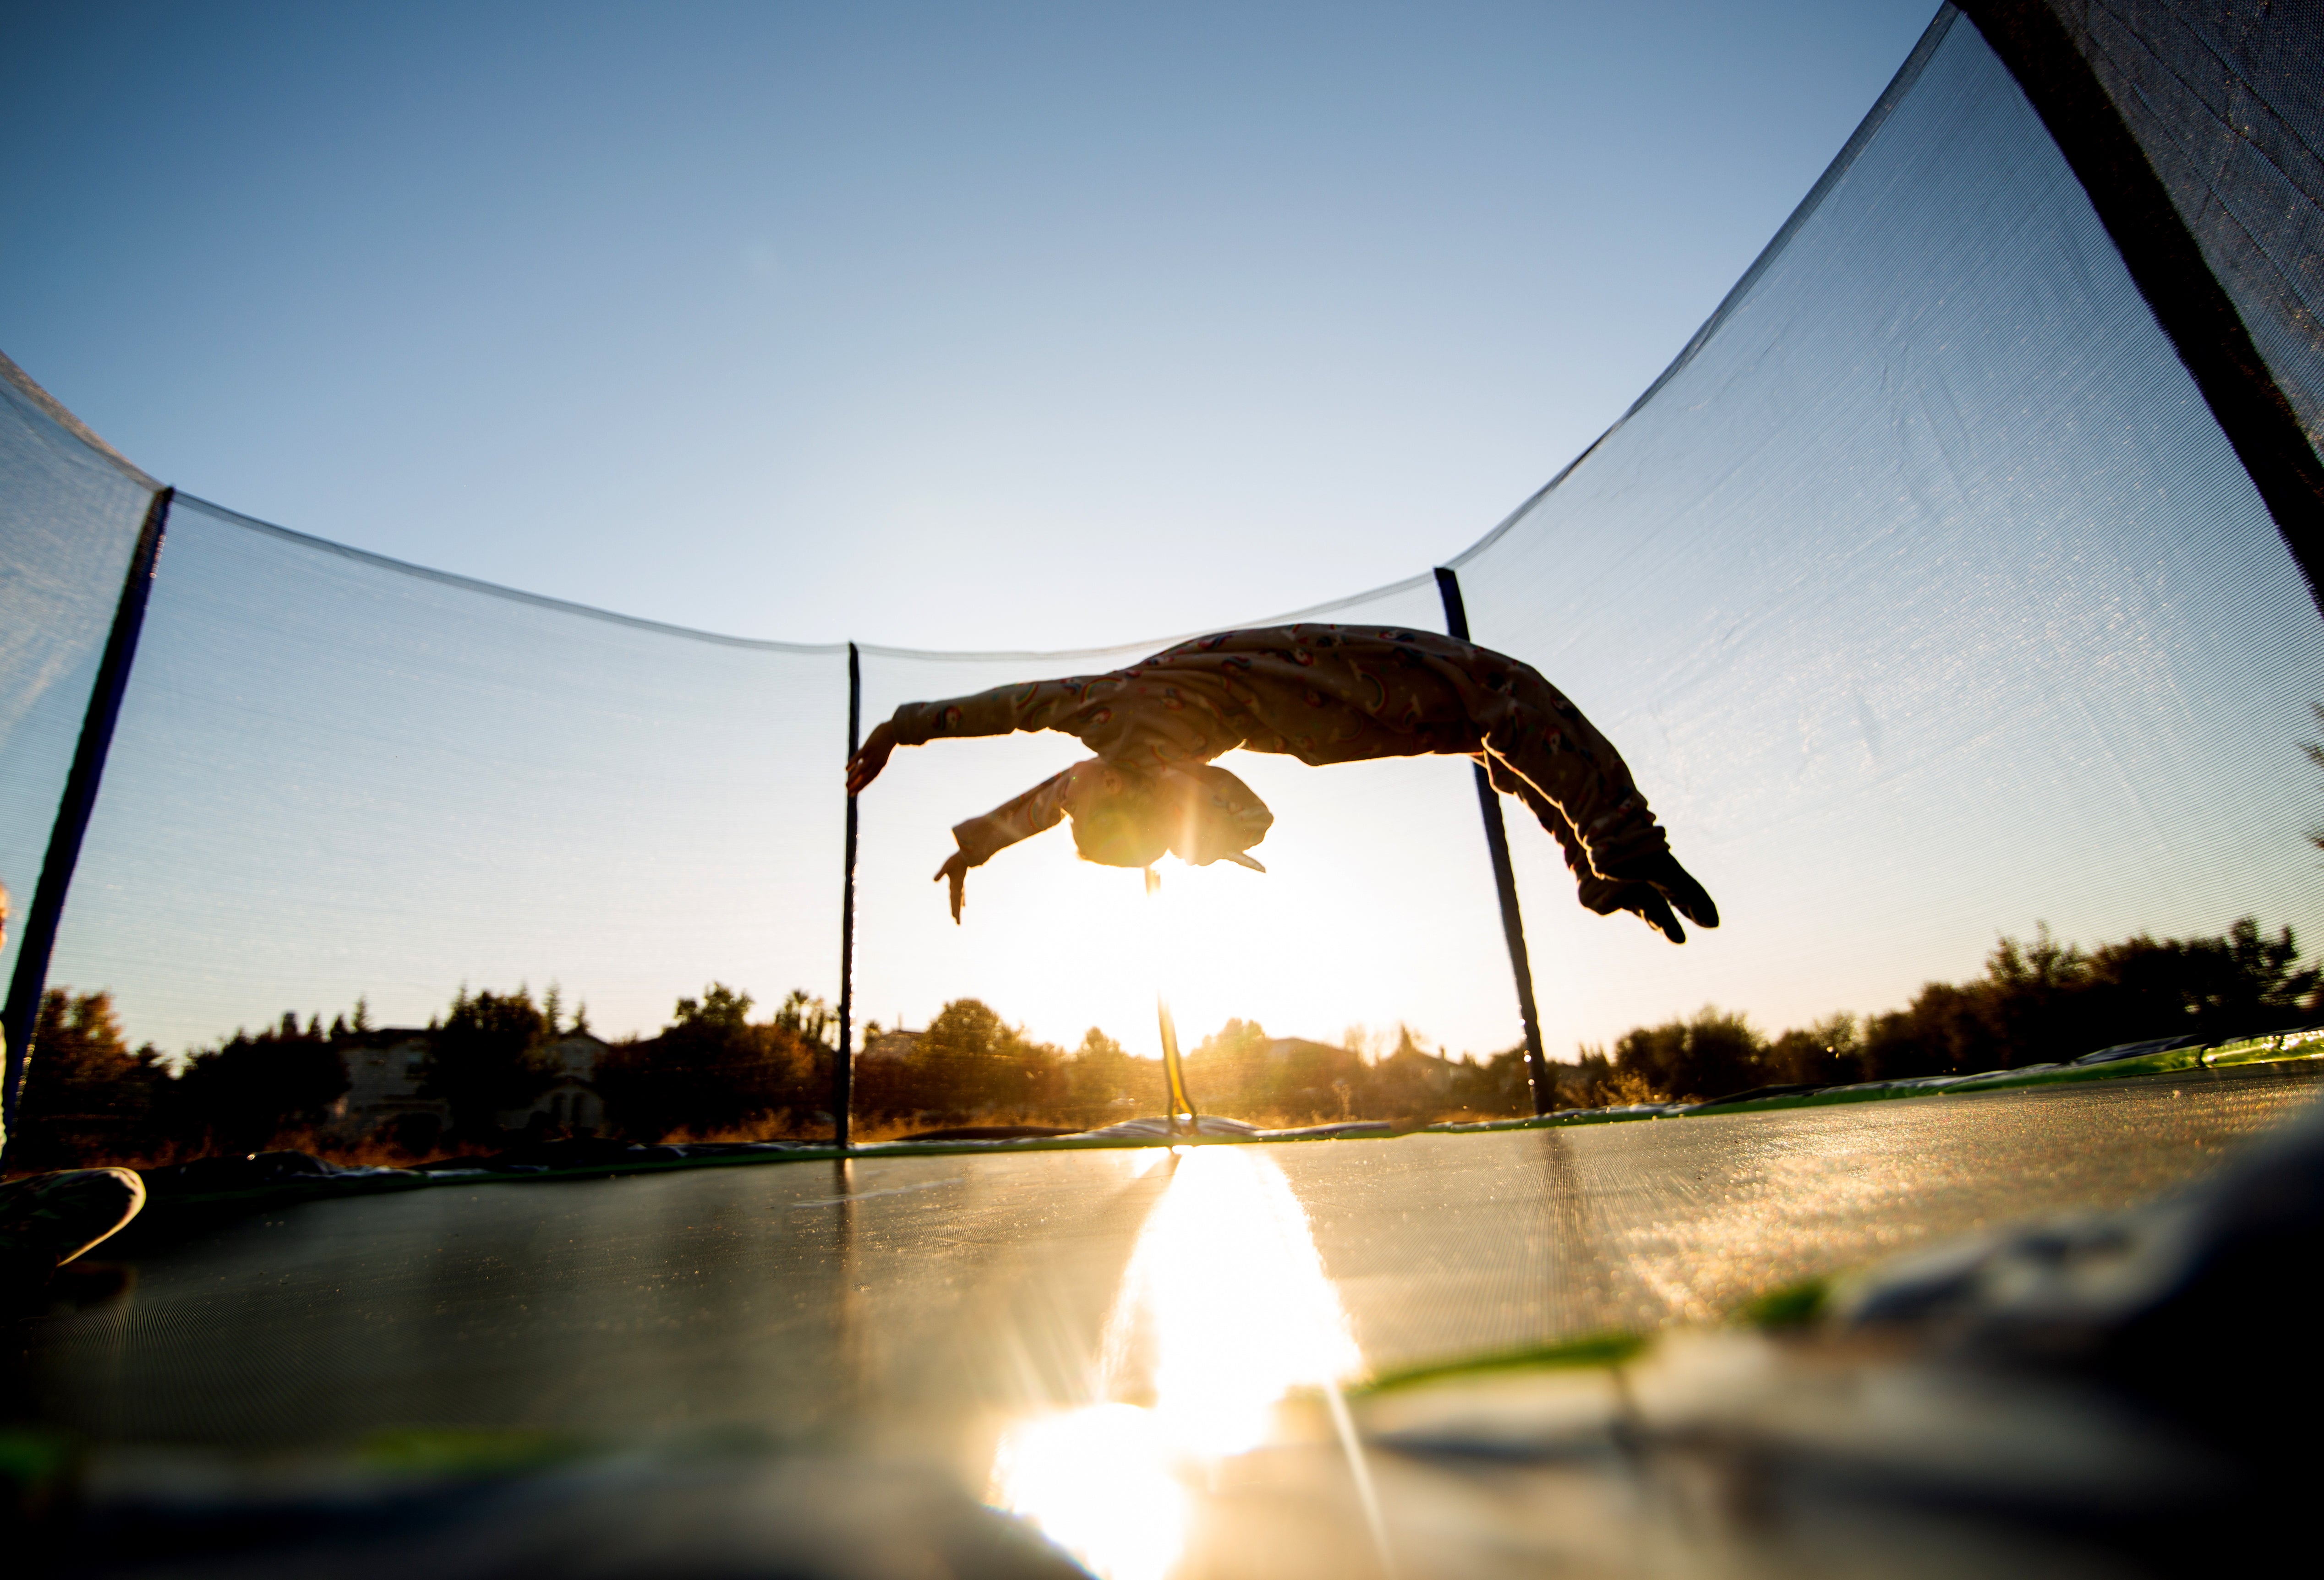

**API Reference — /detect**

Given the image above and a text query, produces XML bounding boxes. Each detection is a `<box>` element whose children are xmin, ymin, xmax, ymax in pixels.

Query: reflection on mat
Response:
<box><xmin>791</xmin><ymin>1176</ymin><xmax>963</xmax><ymax>1209</ymax></box>
<box><xmin>990</xmin><ymin>1146</ymin><xmax>1361</xmax><ymax>1580</ymax></box>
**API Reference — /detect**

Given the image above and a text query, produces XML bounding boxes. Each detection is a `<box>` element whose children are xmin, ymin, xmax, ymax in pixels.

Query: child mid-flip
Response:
<box><xmin>846</xmin><ymin>624</ymin><xmax>1718</xmax><ymax>943</ymax></box>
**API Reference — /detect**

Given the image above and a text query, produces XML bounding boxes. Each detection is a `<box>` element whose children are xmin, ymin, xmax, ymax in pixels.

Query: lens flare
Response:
<box><xmin>989</xmin><ymin>1404</ymin><xmax>1187</xmax><ymax>1580</ymax></box>
<box><xmin>990</xmin><ymin>1146</ymin><xmax>1363</xmax><ymax>1578</ymax></box>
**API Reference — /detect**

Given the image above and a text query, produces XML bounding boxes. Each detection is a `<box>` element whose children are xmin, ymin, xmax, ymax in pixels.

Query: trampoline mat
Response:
<box><xmin>7</xmin><ymin>1064</ymin><xmax>2319</xmax><ymax>1472</ymax></box>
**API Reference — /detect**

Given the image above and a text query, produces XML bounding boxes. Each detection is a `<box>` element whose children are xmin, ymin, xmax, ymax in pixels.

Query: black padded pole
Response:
<box><xmin>832</xmin><ymin>643</ymin><xmax>860</xmax><ymax>1152</ymax></box>
<box><xmin>1434</xmin><ymin>567</ymin><xmax>1553</xmax><ymax>1116</ymax></box>
<box><xmin>1962</xmin><ymin>0</ymin><xmax>2324</xmax><ymax>616</ymax></box>
<box><xmin>4</xmin><ymin>486</ymin><xmax>174</xmax><ymax>1142</ymax></box>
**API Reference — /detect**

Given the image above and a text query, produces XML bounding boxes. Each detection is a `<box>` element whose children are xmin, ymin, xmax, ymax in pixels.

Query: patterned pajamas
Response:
<box><xmin>886</xmin><ymin>624</ymin><xmax>1669</xmax><ymax>908</ymax></box>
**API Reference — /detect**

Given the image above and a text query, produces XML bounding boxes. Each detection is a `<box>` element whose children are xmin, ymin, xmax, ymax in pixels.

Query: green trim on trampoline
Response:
<box><xmin>1946</xmin><ymin>1052</ymin><xmax>2201</xmax><ymax>1091</ymax></box>
<box><xmin>1353</xmin><ymin>1330</ymin><xmax>1648</xmax><ymax>1395</ymax></box>
<box><xmin>2202</xmin><ymin>1030</ymin><xmax>2324</xmax><ymax>1067</ymax></box>
<box><xmin>1428</xmin><ymin>1109</ymin><xmax>1669</xmax><ymax>1132</ymax></box>
<box><xmin>0</xmin><ymin>1427</ymin><xmax>74</xmax><ymax>1483</ymax></box>
<box><xmin>356</xmin><ymin>1428</ymin><xmax>595</xmax><ymax>1477</ymax></box>
<box><xmin>1735</xmin><ymin>1277</ymin><xmax>1832</xmax><ymax>1330</ymax></box>
<box><xmin>0</xmin><ymin>1426</ymin><xmax>77</xmax><ymax>1526</ymax></box>
<box><xmin>1427</xmin><ymin>1035</ymin><xmax>2324</xmax><ymax>1131</ymax></box>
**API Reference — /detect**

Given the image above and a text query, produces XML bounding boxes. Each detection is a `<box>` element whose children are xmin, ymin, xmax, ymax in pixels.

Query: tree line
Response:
<box><xmin>7</xmin><ymin>915</ymin><xmax>2314</xmax><ymax>1169</ymax></box>
<box><xmin>1600</xmin><ymin>916</ymin><xmax>2319</xmax><ymax>1104</ymax></box>
<box><xmin>4</xmin><ymin>982</ymin><xmax>842</xmax><ymax>1169</ymax></box>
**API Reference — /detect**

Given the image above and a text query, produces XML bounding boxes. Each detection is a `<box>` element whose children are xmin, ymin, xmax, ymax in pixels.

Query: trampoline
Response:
<box><xmin>7</xmin><ymin>1</ymin><xmax>2324</xmax><ymax>1570</ymax></box>
<box><xmin>0</xmin><ymin>1062</ymin><xmax>2314</xmax><ymax>1577</ymax></box>
<box><xmin>12</xmin><ymin>1063</ymin><xmax>2315</xmax><ymax>1455</ymax></box>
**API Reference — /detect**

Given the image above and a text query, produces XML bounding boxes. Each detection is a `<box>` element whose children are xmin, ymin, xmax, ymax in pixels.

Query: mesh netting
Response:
<box><xmin>855</xmin><ymin>577</ymin><xmax>1515</xmax><ymax>1077</ymax></box>
<box><xmin>1452</xmin><ymin>8</ymin><xmax>2324</xmax><ymax>1060</ymax></box>
<box><xmin>5</xmin><ymin>2</ymin><xmax>2324</xmax><ymax>1143</ymax></box>
<box><xmin>0</xmin><ymin>356</ymin><xmax>155</xmax><ymax>999</ymax></box>
<box><xmin>47</xmin><ymin>498</ymin><xmax>848</xmax><ymax>1054</ymax></box>
<box><xmin>2058</xmin><ymin>0</ymin><xmax>2324</xmax><ymax>449</ymax></box>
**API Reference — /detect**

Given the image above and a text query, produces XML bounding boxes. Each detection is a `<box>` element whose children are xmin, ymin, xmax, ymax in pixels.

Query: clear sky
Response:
<box><xmin>24</xmin><ymin>2</ymin><xmax>2310</xmax><ymax>1078</ymax></box>
<box><xmin>5</xmin><ymin>1</ymin><xmax>1941</xmax><ymax>652</ymax></box>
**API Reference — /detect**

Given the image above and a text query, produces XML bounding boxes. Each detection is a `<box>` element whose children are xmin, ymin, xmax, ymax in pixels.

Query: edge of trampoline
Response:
<box><xmin>107</xmin><ymin>1034</ymin><xmax>2324</xmax><ymax>1234</ymax></box>
<box><xmin>1426</xmin><ymin>1030</ymin><xmax>2324</xmax><ymax>1133</ymax></box>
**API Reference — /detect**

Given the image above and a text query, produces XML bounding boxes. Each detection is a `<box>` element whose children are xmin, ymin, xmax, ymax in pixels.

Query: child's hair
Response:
<box><xmin>1066</xmin><ymin>764</ymin><xmax>1271</xmax><ymax>870</ymax></box>
<box><xmin>1067</xmin><ymin>774</ymin><xmax>1170</xmax><ymax>868</ymax></box>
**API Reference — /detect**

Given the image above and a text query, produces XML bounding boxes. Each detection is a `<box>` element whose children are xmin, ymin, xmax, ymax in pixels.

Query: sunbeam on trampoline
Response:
<box><xmin>988</xmin><ymin>1144</ymin><xmax>1367</xmax><ymax>1580</ymax></box>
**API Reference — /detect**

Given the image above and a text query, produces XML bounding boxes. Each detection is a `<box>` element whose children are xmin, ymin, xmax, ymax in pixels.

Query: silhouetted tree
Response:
<box><xmin>1765</xmin><ymin>1013</ymin><xmax>1862</xmax><ymax>1088</ymax></box>
<box><xmin>423</xmin><ymin>986</ymin><xmax>552</xmax><ymax>1137</ymax></box>
<box><xmin>774</xmin><ymin>990</ymin><xmax>835</xmax><ymax>1047</ymax></box>
<box><xmin>1444</xmin><ymin>1046</ymin><xmax>1538</xmax><ymax>1114</ymax></box>
<box><xmin>599</xmin><ymin>984</ymin><xmax>821</xmax><ymax>1139</ymax></box>
<box><xmin>1853</xmin><ymin>918</ymin><xmax>2320</xmax><ymax>1080</ymax></box>
<box><xmin>1066</xmin><ymin>1028</ymin><xmax>1141</xmax><ymax>1108</ymax></box>
<box><xmin>8</xmin><ymin>990</ymin><xmax>172</xmax><ymax>1168</ymax></box>
<box><xmin>1613</xmin><ymin>1006</ymin><xmax>1766</xmax><ymax>1101</ymax></box>
<box><xmin>1183</xmin><ymin>1017</ymin><xmax>1284</xmax><ymax>1113</ymax></box>
<box><xmin>897</xmin><ymin>998</ymin><xmax>1063</xmax><ymax>1115</ymax></box>
<box><xmin>170</xmin><ymin>1008</ymin><xmax>352</xmax><ymax>1152</ymax></box>
<box><xmin>2083</xmin><ymin>919</ymin><xmax>2317</xmax><ymax>1041</ymax></box>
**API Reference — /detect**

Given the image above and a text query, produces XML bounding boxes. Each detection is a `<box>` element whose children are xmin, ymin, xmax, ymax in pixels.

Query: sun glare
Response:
<box><xmin>989</xmin><ymin>1404</ymin><xmax>1187</xmax><ymax>1580</ymax></box>
<box><xmin>987</xmin><ymin>1146</ymin><xmax>1364</xmax><ymax>1579</ymax></box>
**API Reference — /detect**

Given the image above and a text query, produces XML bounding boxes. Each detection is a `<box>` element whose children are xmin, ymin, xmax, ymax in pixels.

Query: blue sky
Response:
<box><xmin>28</xmin><ymin>2</ymin><xmax>2306</xmax><ymax>1072</ymax></box>
<box><xmin>5</xmin><ymin>0</ymin><xmax>1941</xmax><ymax>652</ymax></box>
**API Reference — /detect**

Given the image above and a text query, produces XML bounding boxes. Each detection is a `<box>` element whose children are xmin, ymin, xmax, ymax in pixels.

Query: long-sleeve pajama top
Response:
<box><xmin>886</xmin><ymin>624</ymin><xmax>1670</xmax><ymax>906</ymax></box>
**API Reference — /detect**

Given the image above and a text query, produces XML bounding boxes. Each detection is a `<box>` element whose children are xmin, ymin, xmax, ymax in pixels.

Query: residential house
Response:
<box><xmin>334</xmin><ymin>1027</ymin><xmax>613</xmax><ymax>1144</ymax></box>
<box><xmin>331</xmin><ymin>1030</ymin><xmax>447</xmax><ymax>1150</ymax></box>
<box><xmin>860</xmin><ymin>1027</ymin><xmax>922</xmax><ymax>1063</ymax></box>
<box><xmin>498</xmin><ymin>1030</ymin><xmax>612</xmax><ymax>1134</ymax></box>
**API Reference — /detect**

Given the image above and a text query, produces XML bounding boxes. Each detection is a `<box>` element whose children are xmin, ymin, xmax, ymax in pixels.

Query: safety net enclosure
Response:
<box><xmin>0</xmin><ymin>355</ymin><xmax>155</xmax><ymax>1016</ymax></box>
<box><xmin>4</xmin><ymin>0</ymin><xmax>2324</xmax><ymax>1155</ymax></box>
<box><xmin>853</xmin><ymin>578</ymin><xmax>1519</xmax><ymax>1080</ymax></box>
<box><xmin>47</xmin><ymin>496</ymin><xmax>849</xmax><ymax>1063</ymax></box>
<box><xmin>1450</xmin><ymin>4</ymin><xmax>2324</xmax><ymax>1074</ymax></box>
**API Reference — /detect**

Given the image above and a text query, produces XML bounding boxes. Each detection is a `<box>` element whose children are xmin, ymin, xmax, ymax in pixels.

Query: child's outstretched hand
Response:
<box><xmin>934</xmin><ymin>849</ymin><xmax>970</xmax><ymax>923</ymax></box>
<box><xmin>847</xmin><ymin>722</ymin><xmax>898</xmax><ymax>795</ymax></box>
<box><xmin>1600</xmin><ymin>851</ymin><xmax>1719</xmax><ymax>945</ymax></box>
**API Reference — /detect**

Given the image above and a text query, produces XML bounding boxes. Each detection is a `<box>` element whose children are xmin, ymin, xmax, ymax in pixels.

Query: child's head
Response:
<box><xmin>1064</xmin><ymin>763</ymin><xmax>1273</xmax><ymax>872</ymax></box>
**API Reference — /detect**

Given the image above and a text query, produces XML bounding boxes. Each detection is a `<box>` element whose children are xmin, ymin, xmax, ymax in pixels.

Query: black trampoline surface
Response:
<box><xmin>8</xmin><ymin>1064</ymin><xmax>2319</xmax><ymax>1474</ymax></box>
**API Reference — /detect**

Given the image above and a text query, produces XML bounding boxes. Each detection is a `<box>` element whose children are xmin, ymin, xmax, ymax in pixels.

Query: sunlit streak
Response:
<box><xmin>1323</xmin><ymin>1371</ymin><xmax>1395</xmax><ymax>1580</ymax></box>
<box><xmin>1147</xmin><ymin>867</ymin><xmax>1196</xmax><ymax>1129</ymax></box>
<box><xmin>990</xmin><ymin>1405</ymin><xmax>1186</xmax><ymax>1580</ymax></box>
<box><xmin>989</xmin><ymin>1147</ymin><xmax>1367</xmax><ymax>1579</ymax></box>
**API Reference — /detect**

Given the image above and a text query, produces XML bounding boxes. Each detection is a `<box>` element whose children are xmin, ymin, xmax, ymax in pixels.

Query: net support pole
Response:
<box><xmin>832</xmin><ymin>642</ymin><xmax>860</xmax><ymax>1152</ymax></box>
<box><xmin>1146</xmin><ymin>866</ymin><xmax>1198</xmax><ymax>1133</ymax></box>
<box><xmin>4</xmin><ymin>485</ymin><xmax>174</xmax><ymax>1144</ymax></box>
<box><xmin>1961</xmin><ymin>0</ymin><xmax>2324</xmax><ymax>615</ymax></box>
<box><xmin>1434</xmin><ymin>567</ymin><xmax>1553</xmax><ymax>1115</ymax></box>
